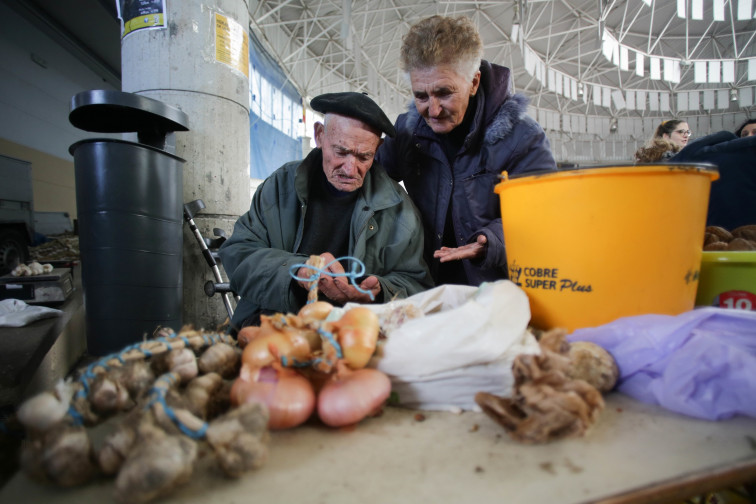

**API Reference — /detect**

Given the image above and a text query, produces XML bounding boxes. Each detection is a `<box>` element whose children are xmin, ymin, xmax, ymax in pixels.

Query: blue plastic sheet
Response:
<box><xmin>568</xmin><ymin>308</ymin><xmax>756</xmax><ymax>421</ymax></box>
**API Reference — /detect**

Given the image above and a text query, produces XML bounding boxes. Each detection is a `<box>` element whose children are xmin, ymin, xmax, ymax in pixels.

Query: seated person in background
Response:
<box><xmin>633</xmin><ymin>119</ymin><xmax>690</xmax><ymax>162</ymax></box>
<box><xmin>634</xmin><ymin>137</ymin><xmax>681</xmax><ymax>163</ymax></box>
<box><xmin>375</xmin><ymin>15</ymin><xmax>557</xmax><ymax>287</ymax></box>
<box><xmin>219</xmin><ymin>92</ymin><xmax>434</xmax><ymax>331</ymax></box>
<box><xmin>735</xmin><ymin>119</ymin><xmax>756</xmax><ymax>138</ymax></box>
<box><xmin>668</xmin><ymin>131</ymin><xmax>756</xmax><ymax>231</ymax></box>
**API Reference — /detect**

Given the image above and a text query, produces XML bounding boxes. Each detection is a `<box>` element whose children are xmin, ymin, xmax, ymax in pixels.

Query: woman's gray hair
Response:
<box><xmin>400</xmin><ymin>15</ymin><xmax>484</xmax><ymax>81</ymax></box>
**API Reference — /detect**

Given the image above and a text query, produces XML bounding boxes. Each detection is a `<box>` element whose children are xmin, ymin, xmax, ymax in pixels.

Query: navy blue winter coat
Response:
<box><xmin>669</xmin><ymin>131</ymin><xmax>756</xmax><ymax>231</ymax></box>
<box><xmin>375</xmin><ymin>61</ymin><xmax>557</xmax><ymax>286</ymax></box>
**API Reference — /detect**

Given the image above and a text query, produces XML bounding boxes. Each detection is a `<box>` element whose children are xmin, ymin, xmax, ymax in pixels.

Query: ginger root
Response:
<box><xmin>113</xmin><ymin>417</ymin><xmax>197</xmax><ymax>504</ymax></box>
<box><xmin>198</xmin><ymin>343</ymin><xmax>241</xmax><ymax>379</ymax></box>
<box><xmin>475</xmin><ymin>329</ymin><xmax>605</xmax><ymax>444</ymax></box>
<box><xmin>20</xmin><ymin>423</ymin><xmax>99</xmax><ymax>487</ymax></box>
<box><xmin>205</xmin><ymin>402</ymin><xmax>270</xmax><ymax>477</ymax></box>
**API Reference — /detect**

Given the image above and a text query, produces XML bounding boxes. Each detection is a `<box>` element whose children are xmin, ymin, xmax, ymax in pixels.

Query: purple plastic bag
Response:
<box><xmin>568</xmin><ymin>307</ymin><xmax>756</xmax><ymax>421</ymax></box>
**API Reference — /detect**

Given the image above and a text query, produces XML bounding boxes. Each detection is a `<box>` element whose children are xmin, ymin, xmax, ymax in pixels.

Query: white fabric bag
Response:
<box><xmin>344</xmin><ymin>280</ymin><xmax>540</xmax><ymax>410</ymax></box>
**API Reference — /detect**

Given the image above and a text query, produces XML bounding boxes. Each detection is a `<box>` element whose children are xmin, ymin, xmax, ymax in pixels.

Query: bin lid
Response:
<box><xmin>69</xmin><ymin>90</ymin><xmax>190</xmax><ymax>134</ymax></box>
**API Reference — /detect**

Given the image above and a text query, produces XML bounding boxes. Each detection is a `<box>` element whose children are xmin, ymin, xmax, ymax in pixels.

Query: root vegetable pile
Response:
<box><xmin>475</xmin><ymin>329</ymin><xmax>615</xmax><ymax>444</ymax></box>
<box><xmin>13</xmin><ymin>327</ymin><xmax>268</xmax><ymax>504</ymax></box>
<box><xmin>10</xmin><ymin>261</ymin><xmax>53</xmax><ymax>277</ymax></box>
<box><xmin>704</xmin><ymin>225</ymin><xmax>756</xmax><ymax>251</ymax></box>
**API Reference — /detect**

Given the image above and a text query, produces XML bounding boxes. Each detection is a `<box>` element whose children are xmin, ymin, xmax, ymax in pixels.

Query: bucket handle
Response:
<box><xmin>499</xmin><ymin>171</ymin><xmax>510</xmax><ymax>181</ymax></box>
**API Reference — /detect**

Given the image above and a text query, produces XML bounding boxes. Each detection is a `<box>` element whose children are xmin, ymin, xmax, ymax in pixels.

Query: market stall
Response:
<box><xmin>3</xmin><ymin>161</ymin><xmax>755</xmax><ymax>504</ymax></box>
<box><xmin>2</xmin><ymin>393</ymin><xmax>756</xmax><ymax>504</ymax></box>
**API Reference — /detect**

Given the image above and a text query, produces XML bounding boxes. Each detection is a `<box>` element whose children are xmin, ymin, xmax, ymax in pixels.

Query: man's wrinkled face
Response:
<box><xmin>314</xmin><ymin>114</ymin><xmax>382</xmax><ymax>192</ymax></box>
<box><xmin>409</xmin><ymin>64</ymin><xmax>480</xmax><ymax>135</ymax></box>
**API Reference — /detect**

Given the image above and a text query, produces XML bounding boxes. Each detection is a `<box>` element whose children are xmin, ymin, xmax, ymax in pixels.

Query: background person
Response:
<box><xmin>219</xmin><ymin>92</ymin><xmax>433</xmax><ymax>331</ymax></box>
<box><xmin>668</xmin><ymin>131</ymin><xmax>756</xmax><ymax>231</ymax></box>
<box><xmin>735</xmin><ymin>119</ymin><xmax>756</xmax><ymax>138</ymax></box>
<box><xmin>634</xmin><ymin>138</ymin><xmax>681</xmax><ymax>163</ymax></box>
<box><xmin>375</xmin><ymin>15</ymin><xmax>557</xmax><ymax>287</ymax></box>
<box><xmin>653</xmin><ymin>119</ymin><xmax>692</xmax><ymax>149</ymax></box>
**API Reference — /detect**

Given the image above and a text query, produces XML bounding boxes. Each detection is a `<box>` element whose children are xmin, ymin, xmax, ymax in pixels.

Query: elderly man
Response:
<box><xmin>219</xmin><ymin>92</ymin><xmax>433</xmax><ymax>331</ymax></box>
<box><xmin>376</xmin><ymin>15</ymin><xmax>557</xmax><ymax>287</ymax></box>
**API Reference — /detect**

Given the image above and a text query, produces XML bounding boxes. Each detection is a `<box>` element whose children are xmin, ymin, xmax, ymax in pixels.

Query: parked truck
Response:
<box><xmin>0</xmin><ymin>154</ymin><xmax>34</xmax><ymax>275</ymax></box>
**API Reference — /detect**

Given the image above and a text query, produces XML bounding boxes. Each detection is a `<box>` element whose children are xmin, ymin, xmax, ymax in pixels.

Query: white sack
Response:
<box><xmin>344</xmin><ymin>280</ymin><xmax>541</xmax><ymax>410</ymax></box>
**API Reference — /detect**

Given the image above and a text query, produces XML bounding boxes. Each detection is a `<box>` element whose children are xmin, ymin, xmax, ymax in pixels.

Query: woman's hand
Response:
<box><xmin>433</xmin><ymin>234</ymin><xmax>488</xmax><ymax>262</ymax></box>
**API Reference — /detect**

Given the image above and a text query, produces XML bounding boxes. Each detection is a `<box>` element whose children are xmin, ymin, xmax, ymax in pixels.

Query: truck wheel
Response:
<box><xmin>0</xmin><ymin>229</ymin><xmax>29</xmax><ymax>275</ymax></box>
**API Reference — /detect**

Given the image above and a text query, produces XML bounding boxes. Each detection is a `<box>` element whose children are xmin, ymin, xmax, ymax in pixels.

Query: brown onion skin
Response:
<box><xmin>297</xmin><ymin>301</ymin><xmax>334</xmax><ymax>321</ymax></box>
<box><xmin>317</xmin><ymin>362</ymin><xmax>391</xmax><ymax>427</ymax></box>
<box><xmin>241</xmin><ymin>329</ymin><xmax>315</xmax><ymax>369</ymax></box>
<box><xmin>329</xmin><ymin>307</ymin><xmax>379</xmax><ymax>370</ymax></box>
<box><xmin>231</xmin><ymin>365</ymin><xmax>316</xmax><ymax>430</ymax></box>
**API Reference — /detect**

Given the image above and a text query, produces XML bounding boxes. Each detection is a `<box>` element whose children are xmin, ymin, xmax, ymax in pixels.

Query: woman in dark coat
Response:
<box><xmin>376</xmin><ymin>15</ymin><xmax>557</xmax><ymax>286</ymax></box>
<box><xmin>669</xmin><ymin>132</ymin><xmax>756</xmax><ymax>231</ymax></box>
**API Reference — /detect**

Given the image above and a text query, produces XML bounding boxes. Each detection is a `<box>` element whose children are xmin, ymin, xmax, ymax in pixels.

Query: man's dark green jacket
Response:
<box><xmin>218</xmin><ymin>148</ymin><xmax>434</xmax><ymax>329</ymax></box>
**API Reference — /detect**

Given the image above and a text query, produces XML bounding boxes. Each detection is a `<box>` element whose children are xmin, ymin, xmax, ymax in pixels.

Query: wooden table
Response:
<box><xmin>2</xmin><ymin>393</ymin><xmax>755</xmax><ymax>503</ymax></box>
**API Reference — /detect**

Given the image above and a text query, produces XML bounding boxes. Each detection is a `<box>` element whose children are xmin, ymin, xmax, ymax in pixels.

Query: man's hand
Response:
<box><xmin>433</xmin><ymin>234</ymin><xmax>488</xmax><ymax>263</ymax></box>
<box><xmin>296</xmin><ymin>252</ymin><xmax>339</xmax><ymax>290</ymax></box>
<box><xmin>297</xmin><ymin>252</ymin><xmax>381</xmax><ymax>304</ymax></box>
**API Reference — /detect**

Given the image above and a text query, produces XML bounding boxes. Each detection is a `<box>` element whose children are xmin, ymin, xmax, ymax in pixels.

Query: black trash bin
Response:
<box><xmin>69</xmin><ymin>90</ymin><xmax>189</xmax><ymax>356</ymax></box>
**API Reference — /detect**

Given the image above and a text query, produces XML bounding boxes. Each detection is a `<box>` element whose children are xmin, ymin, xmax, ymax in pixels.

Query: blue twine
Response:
<box><xmin>65</xmin><ymin>330</ymin><xmax>231</xmax><ymax>427</ymax></box>
<box><xmin>67</xmin><ymin>404</ymin><xmax>85</xmax><ymax>425</ymax></box>
<box><xmin>289</xmin><ymin>256</ymin><xmax>374</xmax><ymax>301</ymax></box>
<box><xmin>145</xmin><ymin>374</ymin><xmax>208</xmax><ymax>439</ymax></box>
<box><xmin>317</xmin><ymin>326</ymin><xmax>343</xmax><ymax>359</ymax></box>
<box><xmin>274</xmin><ymin>317</ymin><xmax>342</xmax><ymax>369</ymax></box>
<box><xmin>280</xmin><ymin>355</ymin><xmax>311</xmax><ymax>368</ymax></box>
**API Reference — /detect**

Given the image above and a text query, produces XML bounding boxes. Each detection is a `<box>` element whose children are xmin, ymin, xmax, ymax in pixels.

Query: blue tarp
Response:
<box><xmin>250</xmin><ymin>111</ymin><xmax>301</xmax><ymax>180</ymax></box>
<box><xmin>249</xmin><ymin>31</ymin><xmax>301</xmax><ymax>180</ymax></box>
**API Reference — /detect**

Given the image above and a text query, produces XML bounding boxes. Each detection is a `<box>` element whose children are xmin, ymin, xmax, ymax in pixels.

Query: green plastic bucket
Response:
<box><xmin>695</xmin><ymin>251</ymin><xmax>756</xmax><ymax>310</ymax></box>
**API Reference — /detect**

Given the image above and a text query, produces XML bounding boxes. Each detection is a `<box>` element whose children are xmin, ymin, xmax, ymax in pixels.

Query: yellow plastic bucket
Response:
<box><xmin>494</xmin><ymin>164</ymin><xmax>719</xmax><ymax>332</ymax></box>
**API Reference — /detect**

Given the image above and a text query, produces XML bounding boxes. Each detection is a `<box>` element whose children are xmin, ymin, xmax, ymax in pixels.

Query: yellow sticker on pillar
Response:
<box><xmin>215</xmin><ymin>13</ymin><xmax>249</xmax><ymax>78</ymax></box>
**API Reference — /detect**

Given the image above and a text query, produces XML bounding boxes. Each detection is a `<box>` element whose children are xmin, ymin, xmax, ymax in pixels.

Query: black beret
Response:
<box><xmin>310</xmin><ymin>92</ymin><xmax>396</xmax><ymax>138</ymax></box>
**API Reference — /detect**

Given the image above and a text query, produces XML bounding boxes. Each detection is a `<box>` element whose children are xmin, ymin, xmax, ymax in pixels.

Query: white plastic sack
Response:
<box><xmin>343</xmin><ymin>280</ymin><xmax>540</xmax><ymax>410</ymax></box>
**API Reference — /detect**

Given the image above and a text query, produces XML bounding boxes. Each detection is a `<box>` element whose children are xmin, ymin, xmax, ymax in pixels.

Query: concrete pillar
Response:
<box><xmin>121</xmin><ymin>0</ymin><xmax>250</xmax><ymax>331</ymax></box>
<box><xmin>301</xmin><ymin>136</ymin><xmax>312</xmax><ymax>158</ymax></box>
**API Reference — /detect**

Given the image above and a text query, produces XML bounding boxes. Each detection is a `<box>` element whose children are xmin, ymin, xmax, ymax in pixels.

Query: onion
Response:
<box><xmin>317</xmin><ymin>360</ymin><xmax>391</xmax><ymax>427</ymax></box>
<box><xmin>231</xmin><ymin>364</ymin><xmax>315</xmax><ymax>430</ymax></box>
<box><xmin>237</xmin><ymin>325</ymin><xmax>266</xmax><ymax>348</ymax></box>
<box><xmin>329</xmin><ymin>307</ymin><xmax>379</xmax><ymax>369</ymax></box>
<box><xmin>297</xmin><ymin>301</ymin><xmax>334</xmax><ymax>322</ymax></box>
<box><xmin>237</xmin><ymin>316</ymin><xmax>287</xmax><ymax>347</ymax></box>
<box><xmin>241</xmin><ymin>328</ymin><xmax>313</xmax><ymax>369</ymax></box>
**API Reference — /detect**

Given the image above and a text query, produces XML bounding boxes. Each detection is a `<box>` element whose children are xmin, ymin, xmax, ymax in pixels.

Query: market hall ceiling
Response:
<box><xmin>10</xmin><ymin>0</ymin><xmax>756</xmax><ymax>120</ymax></box>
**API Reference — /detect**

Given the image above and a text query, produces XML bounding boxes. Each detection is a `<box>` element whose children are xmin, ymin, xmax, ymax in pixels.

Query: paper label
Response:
<box><xmin>215</xmin><ymin>13</ymin><xmax>249</xmax><ymax>78</ymax></box>
<box><xmin>714</xmin><ymin>290</ymin><xmax>756</xmax><ymax>311</ymax></box>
